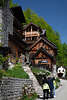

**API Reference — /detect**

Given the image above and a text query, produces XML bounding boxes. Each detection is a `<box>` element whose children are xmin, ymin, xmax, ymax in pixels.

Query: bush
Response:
<box><xmin>31</xmin><ymin>67</ymin><xmax>51</xmax><ymax>75</ymax></box>
<box><xmin>20</xmin><ymin>93</ymin><xmax>37</xmax><ymax>100</ymax></box>
<box><xmin>55</xmin><ymin>77</ymin><xmax>60</xmax><ymax>83</ymax></box>
<box><xmin>0</xmin><ymin>63</ymin><xmax>29</xmax><ymax>79</ymax></box>
<box><xmin>0</xmin><ymin>70</ymin><xmax>3</xmax><ymax>78</ymax></box>
<box><xmin>55</xmin><ymin>77</ymin><xmax>60</xmax><ymax>89</ymax></box>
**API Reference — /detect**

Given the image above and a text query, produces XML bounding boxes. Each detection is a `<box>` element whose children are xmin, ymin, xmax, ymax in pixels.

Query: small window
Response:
<box><xmin>32</xmin><ymin>36</ymin><xmax>37</xmax><ymax>40</ymax></box>
<box><xmin>26</xmin><ymin>37</ymin><xmax>31</xmax><ymax>40</ymax></box>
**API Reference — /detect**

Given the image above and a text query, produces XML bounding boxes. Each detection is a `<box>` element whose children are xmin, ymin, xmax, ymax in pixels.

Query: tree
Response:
<box><xmin>0</xmin><ymin>0</ymin><xmax>18</xmax><ymax>8</ymax></box>
<box><xmin>62</xmin><ymin>43</ymin><xmax>67</xmax><ymax>66</ymax></box>
<box><xmin>9</xmin><ymin>0</ymin><xmax>18</xmax><ymax>8</ymax></box>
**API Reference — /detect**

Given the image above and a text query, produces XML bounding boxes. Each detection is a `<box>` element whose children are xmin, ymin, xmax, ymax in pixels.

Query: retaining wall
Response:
<box><xmin>0</xmin><ymin>77</ymin><xmax>34</xmax><ymax>100</ymax></box>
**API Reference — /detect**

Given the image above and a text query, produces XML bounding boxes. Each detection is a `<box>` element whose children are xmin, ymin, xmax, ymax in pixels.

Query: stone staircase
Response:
<box><xmin>22</xmin><ymin>64</ymin><xmax>43</xmax><ymax>97</ymax></box>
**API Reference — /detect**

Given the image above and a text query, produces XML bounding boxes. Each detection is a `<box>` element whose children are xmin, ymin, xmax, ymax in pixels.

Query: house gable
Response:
<box><xmin>23</xmin><ymin>23</ymin><xmax>42</xmax><ymax>32</ymax></box>
<box><xmin>29</xmin><ymin>37</ymin><xmax>57</xmax><ymax>51</ymax></box>
<box><xmin>29</xmin><ymin>37</ymin><xmax>56</xmax><ymax>56</ymax></box>
<box><xmin>31</xmin><ymin>47</ymin><xmax>54</xmax><ymax>69</ymax></box>
<box><xmin>31</xmin><ymin>47</ymin><xmax>53</xmax><ymax>60</ymax></box>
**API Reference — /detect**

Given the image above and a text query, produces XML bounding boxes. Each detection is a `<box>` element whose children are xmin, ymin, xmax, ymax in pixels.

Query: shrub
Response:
<box><xmin>20</xmin><ymin>93</ymin><xmax>37</xmax><ymax>100</ymax></box>
<box><xmin>55</xmin><ymin>77</ymin><xmax>60</xmax><ymax>83</ymax></box>
<box><xmin>31</xmin><ymin>67</ymin><xmax>51</xmax><ymax>75</ymax></box>
<box><xmin>0</xmin><ymin>70</ymin><xmax>3</xmax><ymax>78</ymax></box>
<box><xmin>55</xmin><ymin>77</ymin><xmax>60</xmax><ymax>89</ymax></box>
<box><xmin>0</xmin><ymin>63</ymin><xmax>29</xmax><ymax>79</ymax></box>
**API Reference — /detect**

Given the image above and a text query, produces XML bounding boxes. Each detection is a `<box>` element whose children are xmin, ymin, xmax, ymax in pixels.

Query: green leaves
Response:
<box><xmin>0</xmin><ymin>55</ymin><xmax>5</xmax><ymax>65</ymax></box>
<box><xmin>9</xmin><ymin>0</ymin><xmax>18</xmax><ymax>8</ymax></box>
<box><xmin>0</xmin><ymin>0</ymin><xmax>18</xmax><ymax>8</ymax></box>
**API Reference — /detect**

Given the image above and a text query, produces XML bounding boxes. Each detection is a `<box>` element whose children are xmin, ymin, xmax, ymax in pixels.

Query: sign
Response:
<box><xmin>39</xmin><ymin>61</ymin><xmax>48</xmax><ymax>64</ymax></box>
<box><xmin>41</xmin><ymin>61</ymin><xmax>48</xmax><ymax>63</ymax></box>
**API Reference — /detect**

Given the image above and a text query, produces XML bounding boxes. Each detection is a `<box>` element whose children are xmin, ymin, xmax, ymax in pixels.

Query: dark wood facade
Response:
<box><xmin>28</xmin><ymin>37</ymin><xmax>57</xmax><ymax>70</ymax></box>
<box><xmin>8</xmin><ymin>6</ymin><xmax>26</xmax><ymax>59</ymax></box>
<box><xmin>31</xmin><ymin>47</ymin><xmax>53</xmax><ymax>71</ymax></box>
<box><xmin>21</xmin><ymin>23</ymin><xmax>57</xmax><ymax>71</ymax></box>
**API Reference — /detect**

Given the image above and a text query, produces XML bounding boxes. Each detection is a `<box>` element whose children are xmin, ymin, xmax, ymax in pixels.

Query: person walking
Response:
<box><xmin>47</xmin><ymin>77</ymin><xmax>54</xmax><ymax>98</ymax></box>
<box><xmin>43</xmin><ymin>78</ymin><xmax>50</xmax><ymax>100</ymax></box>
<box><xmin>53</xmin><ymin>78</ymin><xmax>56</xmax><ymax>97</ymax></box>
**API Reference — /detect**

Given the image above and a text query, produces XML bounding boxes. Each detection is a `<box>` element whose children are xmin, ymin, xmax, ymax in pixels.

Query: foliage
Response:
<box><xmin>0</xmin><ymin>0</ymin><xmax>18</xmax><ymax>8</ymax></box>
<box><xmin>20</xmin><ymin>93</ymin><xmax>37</xmax><ymax>100</ymax></box>
<box><xmin>0</xmin><ymin>63</ymin><xmax>29</xmax><ymax>79</ymax></box>
<box><xmin>9</xmin><ymin>0</ymin><xmax>18</xmax><ymax>8</ymax></box>
<box><xmin>0</xmin><ymin>70</ymin><xmax>4</xmax><ymax>78</ymax></box>
<box><xmin>55</xmin><ymin>77</ymin><xmax>60</xmax><ymax>89</ymax></box>
<box><xmin>62</xmin><ymin>43</ymin><xmax>67</xmax><ymax>66</ymax></box>
<box><xmin>24</xmin><ymin>8</ymin><xmax>67</xmax><ymax>66</ymax></box>
<box><xmin>31</xmin><ymin>67</ymin><xmax>51</xmax><ymax>76</ymax></box>
<box><xmin>0</xmin><ymin>55</ymin><xmax>8</xmax><ymax>65</ymax></box>
<box><xmin>65</xmin><ymin>68</ymin><xmax>67</xmax><ymax>79</ymax></box>
<box><xmin>55</xmin><ymin>77</ymin><xmax>60</xmax><ymax>83</ymax></box>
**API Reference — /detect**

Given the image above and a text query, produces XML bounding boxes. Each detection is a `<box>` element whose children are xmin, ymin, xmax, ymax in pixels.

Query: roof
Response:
<box><xmin>23</xmin><ymin>22</ymin><xmax>42</xmax><ymax>32</ymax></box>
<box><xmin>31</xmin><ymin>47</ymin><xmax>54</xmax><ymax>59</ymax></box>
<box><xmin>29</xmin><ymin>37</ymin><xmax>57</xmax><ymax>51</ymax></box>
<box><xmin>10</xmin><ymin>6</ymin><xmax>25</xmax><ymax>23</ymax></box>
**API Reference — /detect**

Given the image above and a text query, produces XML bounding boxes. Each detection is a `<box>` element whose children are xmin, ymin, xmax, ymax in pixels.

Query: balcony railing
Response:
<box><xmin>23</xmin><ymin>31</ymin><xmax>40</xmax><ymax>37</ymax></box>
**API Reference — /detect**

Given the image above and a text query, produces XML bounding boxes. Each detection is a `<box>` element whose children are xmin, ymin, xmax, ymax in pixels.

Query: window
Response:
<box><xmin>26</xmin><ymin>37</ymin><xmax>31</xmax><ymax>40</ymax></box>
<box><xmin>32</xmin><ymin>36</ymin><xmax>37</xmax><ymax>40</ymax></box>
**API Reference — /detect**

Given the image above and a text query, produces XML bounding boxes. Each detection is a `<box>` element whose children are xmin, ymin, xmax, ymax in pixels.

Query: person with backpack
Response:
<box><xmin>47</xmin><ymin>76</ymin><xmax>56</xmax><ymax>98</ymax></box>
<box><xmin>53</xmin><ymin>78</ymin><xmax>56</xmax><ymax>97</ymax></box>
<box><xmin>43</xmin><ymin>77</ymin><xmax>50</xmax><ymax>100</ymax></box>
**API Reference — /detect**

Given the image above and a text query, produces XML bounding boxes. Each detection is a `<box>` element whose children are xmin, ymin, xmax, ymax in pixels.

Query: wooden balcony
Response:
<box><xmin>23</xmin><ymin>31</ymin><xmax>40</xmax><ymax>37</ymax></box>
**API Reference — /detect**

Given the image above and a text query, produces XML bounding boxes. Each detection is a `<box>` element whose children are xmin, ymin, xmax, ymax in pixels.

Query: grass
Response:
<box><xmin>19</xmin><ymin>93</ymin><xmax>37</xmax><ymax>100</ymax></box>
<box><xmin>0</xmin><ymin>63</ymin><xmax>29</xmax><ymax>79</ymax></box>
<box><xmin>31</xmin><ymin>67</ymin><xmax>51</xmax><ymax>76</ymax></box>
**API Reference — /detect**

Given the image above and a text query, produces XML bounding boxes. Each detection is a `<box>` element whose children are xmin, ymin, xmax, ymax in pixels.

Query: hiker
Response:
<box><xmin>48</xmin><ymin>77</ymin><xmax>54</xmax><ymax>98</ymax></box>
<box><xmin>43</xmin><ymin>77</ymin><xmax>50</xmax><ymax>100</ymax></box>
<box><xmin>53</xmin><ymin>78</ymin><xmax>56</xmax><ymax>97</ymax></box>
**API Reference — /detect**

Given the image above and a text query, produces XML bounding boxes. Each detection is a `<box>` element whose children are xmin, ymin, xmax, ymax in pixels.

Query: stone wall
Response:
<box><xmin>0</xmin><ymin>6</ymin><xmax>13</xmax><ymax>47</ymax></box>
<box><xmin>0</xmin><ymin>77</ymin><xmax>34</xmax><ymax>100</ymax></box>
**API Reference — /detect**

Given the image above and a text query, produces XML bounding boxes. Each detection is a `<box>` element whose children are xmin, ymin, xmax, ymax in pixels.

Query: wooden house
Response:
<box><xmin>22</xmin><ymin>23</ymin><xmax>57</xmax><ymax>71</ymax></box>
<box><xmin>28</xmin><ymin>37</ymin><xmax>57</xmax><ymax>71</ymax></box>
<box><xmin>8</xmin><ymin>6</ymin><xmax>26</xmax><ymax>60</ymax></box>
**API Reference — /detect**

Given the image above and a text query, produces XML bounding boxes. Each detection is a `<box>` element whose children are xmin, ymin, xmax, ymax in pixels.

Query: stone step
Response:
<box><xmin>22</xmin><ymin>65</ymin><xmax>43</xmax><ymax>96</ymax></box>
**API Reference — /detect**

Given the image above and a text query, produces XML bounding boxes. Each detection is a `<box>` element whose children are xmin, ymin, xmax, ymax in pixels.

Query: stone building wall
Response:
<box><xmin>0</xmin><ymin>5</ymin><xmax>13</xmax><ymax>47</ymax></box>
<box><xmin>0</xmin><ymin>77</ymin><xmax>34</xmax><ymax>100</ymax></box>
<box><xmin>0</xmin><ymin>8</ymin><xmax>3</xmax><ymax>44</ymax></box>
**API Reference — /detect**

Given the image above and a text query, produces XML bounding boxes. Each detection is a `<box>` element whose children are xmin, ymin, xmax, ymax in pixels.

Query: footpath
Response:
<box><xmin>36</xmin><ymin>79</ymin><xmax>67</xmax><ymax>100</ymax></box>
